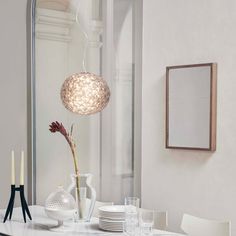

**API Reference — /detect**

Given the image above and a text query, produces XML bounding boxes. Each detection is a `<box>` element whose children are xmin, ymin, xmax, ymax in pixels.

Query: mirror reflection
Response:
<box><xmin>34</xmin><ymin>0</ymin><xmax>135</xmax><ymax>205</ymax></box>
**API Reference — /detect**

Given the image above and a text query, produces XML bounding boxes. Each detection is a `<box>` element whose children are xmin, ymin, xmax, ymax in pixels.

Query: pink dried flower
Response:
<box><xmin>49</xmin><ymin>121</ymin><xmax>67</xmax><ymax>136</ymax></box>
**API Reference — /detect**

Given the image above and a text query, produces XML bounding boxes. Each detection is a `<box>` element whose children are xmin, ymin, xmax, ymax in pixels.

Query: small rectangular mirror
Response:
<box><xmin>166</xmin><ymin>63</ymin><xmax>217</xmax><ymax>151</ymax></box>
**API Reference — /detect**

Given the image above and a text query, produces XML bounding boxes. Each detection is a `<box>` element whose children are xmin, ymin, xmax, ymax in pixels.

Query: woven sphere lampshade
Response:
<box><xmin>61</xmin><ymin>72</ymin><xmax>110</xmax><ymax>115</ymax></box>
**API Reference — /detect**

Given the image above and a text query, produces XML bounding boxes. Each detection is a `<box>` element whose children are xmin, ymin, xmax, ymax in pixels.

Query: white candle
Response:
<box><xmin>20</xmin><ymin>151</ymin><xmax>24</xmax><ymax>185</ymax></box>
<box><xmin>11</xmin><ymin>150</ymin><xmax>15</xmax><ymax>185</ymax></box>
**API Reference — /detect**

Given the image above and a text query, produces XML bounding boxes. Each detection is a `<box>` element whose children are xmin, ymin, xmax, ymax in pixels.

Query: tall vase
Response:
<box><xmin>67</xmin><ymin>173</ymin><xmax>96</xmax><ymax>222</ymax></box>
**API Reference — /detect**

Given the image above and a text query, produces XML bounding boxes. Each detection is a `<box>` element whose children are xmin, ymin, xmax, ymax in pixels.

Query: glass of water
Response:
<box><xmin>139</xmin><ymin>209</ymin><xmax>154</xmax><ymax>236</ymax></box>
<box><xmin>123</xmin><ymin>197</ymin><xmax>140</xmax><ymax>236</ymax></box>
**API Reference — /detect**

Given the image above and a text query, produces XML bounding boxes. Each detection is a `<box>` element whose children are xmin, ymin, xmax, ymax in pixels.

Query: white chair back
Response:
<box><xmin>140</xmin><ymin>208</ymin><xmax>168</xmax><ymax>230</ymax></box>
<box><xmin>181</xmin><ymin>214</ymin><xmax>231</xmax><ymax>236</ymax></box>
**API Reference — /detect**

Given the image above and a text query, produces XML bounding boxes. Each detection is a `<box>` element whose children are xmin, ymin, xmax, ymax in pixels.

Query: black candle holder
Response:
<box><xmin>3</xmin><ymin>185</ymin><xmax>32</xmax><ymax>223</ymax></box>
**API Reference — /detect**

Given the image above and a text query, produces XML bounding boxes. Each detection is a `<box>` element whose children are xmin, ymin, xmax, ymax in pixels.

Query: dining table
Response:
<box><xmin>0</xmin><ymin>206</ymin><xmax>185</xmax><ymax>236</ymax></box>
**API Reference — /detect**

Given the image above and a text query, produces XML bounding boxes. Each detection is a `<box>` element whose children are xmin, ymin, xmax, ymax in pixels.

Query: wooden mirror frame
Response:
<box><xmin>166</xmin><ymin>63</ymin><xmax>217</xmax><ymax>151</ymax></box>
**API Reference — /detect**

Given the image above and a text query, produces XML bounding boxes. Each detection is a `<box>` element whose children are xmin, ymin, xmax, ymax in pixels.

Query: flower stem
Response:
<box><xmin>71</xmin><ymin>145</ymin><xmax>82</xmax><ymax>219</ymax></box>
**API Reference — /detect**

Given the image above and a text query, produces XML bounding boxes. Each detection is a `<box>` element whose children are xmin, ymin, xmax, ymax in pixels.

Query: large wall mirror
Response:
<box><xmin>166</xmin><ymin>63</ymin><xmax>217</xmax><ymax>151</ymax></box>
<box><xmin>30</xmin><ymin>0</ymin><xmax>142</xmax><ymax>205</ymax></box>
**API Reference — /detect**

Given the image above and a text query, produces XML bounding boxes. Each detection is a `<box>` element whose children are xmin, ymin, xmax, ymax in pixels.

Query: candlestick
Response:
<box><xmin>3</xmin><ymin>185</ymin><xmax>32</xmax><ymax>223</ymax></box>
<box><xmin>11</xmin><ymin>151</ymin><xmax>15</xmax><ymax>185</ymax></box>
<box><xmin>20</xmin><ymin>151</ymin><xmax>24</xmax><ymax>185</ymax></box>
<box><xmin>4</xmin><ymin>150</ymin><xmax>31</xmax><ymax>223</ymax></box>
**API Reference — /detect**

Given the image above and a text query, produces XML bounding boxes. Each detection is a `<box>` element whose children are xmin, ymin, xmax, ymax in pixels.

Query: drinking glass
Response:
<box><xmin>123</xmin><ymin>197</ymin><xmax>140</xmax><ymax>236</ymax></box>
<box><xmin>139</xmin><ymin>209</ymin><xmax>154</xmax><ymax>236</ymax></box>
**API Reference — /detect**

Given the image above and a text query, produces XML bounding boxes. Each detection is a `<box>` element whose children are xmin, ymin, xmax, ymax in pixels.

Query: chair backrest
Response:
<box><xmin>140</xmin><ymin>208</ymin><xmax>168</xmax><ymax>230</ymax></box>
<box><xmin>181</xmin><ymin>214</ymin><xmax>231</xmax><ymax>236</ymax></box>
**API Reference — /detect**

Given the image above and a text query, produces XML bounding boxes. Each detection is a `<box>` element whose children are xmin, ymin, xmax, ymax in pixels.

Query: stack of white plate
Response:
<box><xmin>98</xmin><ymin>205</ymin><xmax>125</xmax><ymax>232</ymax></box>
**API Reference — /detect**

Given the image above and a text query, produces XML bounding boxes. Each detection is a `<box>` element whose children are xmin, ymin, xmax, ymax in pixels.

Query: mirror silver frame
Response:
<box><xmin>27</xmin><ymin>0</ymin><xmax>36</xmax><ymax>204</ymax></box>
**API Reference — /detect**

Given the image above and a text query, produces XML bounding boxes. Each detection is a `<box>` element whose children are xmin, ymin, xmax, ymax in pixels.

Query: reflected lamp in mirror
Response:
<box><xmin>166</xmin><ymin>63</ymin><xmax>217</xmax><ymax>151</ymax></box>
<box><xmin>61</xmin><ymin>72</ymin><xmax>110</xmax><ymax>115</ymax></box>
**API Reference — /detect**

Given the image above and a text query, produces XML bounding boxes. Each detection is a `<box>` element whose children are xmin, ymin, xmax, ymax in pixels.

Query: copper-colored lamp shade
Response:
<box><xmin>61</xmin><ymin>72</ymin><xmax>110</xmax><ymax>115</ymax></box>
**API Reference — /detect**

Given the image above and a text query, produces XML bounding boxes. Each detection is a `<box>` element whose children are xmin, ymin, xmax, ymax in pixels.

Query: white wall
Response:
<box><xmin>142</xmin><ymin>0</ymin><xmax>236</xmax><ymax>234</ymax></box>
<box><xmin>0</xmin><ymin>0</ymin><xmax>28</xmax><ymax>207</ymax></box>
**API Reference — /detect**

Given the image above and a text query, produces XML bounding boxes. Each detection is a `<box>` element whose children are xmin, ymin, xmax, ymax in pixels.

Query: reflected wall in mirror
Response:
<box><xmin>166</xmin><ymin>63</ymin><xmax>217</xmax><ymax>151</ymax></box>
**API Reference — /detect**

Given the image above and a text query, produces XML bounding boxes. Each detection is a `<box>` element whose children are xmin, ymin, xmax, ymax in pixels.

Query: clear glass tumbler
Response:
<box><xmin>139</xmin><ymin>209</ymin><xmax>154</xmax><ymax>236</ymax></box>
<box><xmin>123</xmin><ymin>197</ymin><xmax>140</xmax><ymax>236</ymax></box>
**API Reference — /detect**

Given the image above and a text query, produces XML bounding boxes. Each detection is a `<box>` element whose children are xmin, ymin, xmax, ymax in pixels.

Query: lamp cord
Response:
<box><xmin>75</xmin><ymin>4</ymin><xmax>89</xmax><ymax>72</ymax></box>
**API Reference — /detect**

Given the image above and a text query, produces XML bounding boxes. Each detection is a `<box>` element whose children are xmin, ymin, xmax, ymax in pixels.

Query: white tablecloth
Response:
<box><xmin>0</xmin><ymin>206</ymin><xmax>184</xmax><ymax>236</ymax></box>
